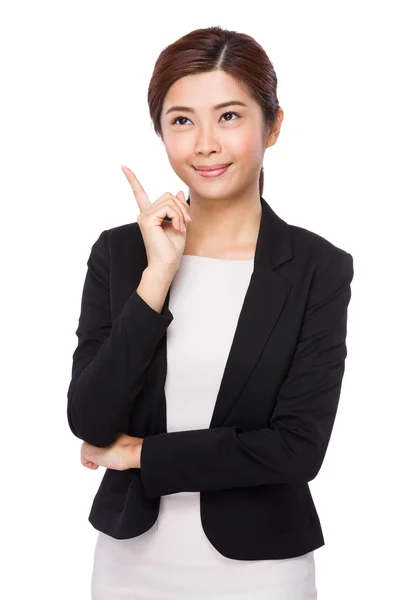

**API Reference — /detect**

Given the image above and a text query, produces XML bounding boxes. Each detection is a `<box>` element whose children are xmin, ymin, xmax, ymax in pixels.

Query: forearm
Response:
<box><xmin>139</xmin><ymin>253</ymin><xmax>353</xmax><ymax>498</ymax></box>
<box><xmin>136</xmin><ymin>266</ymin><xmax>175</xmax><ymax>313</ymax></box>
<box><xmin>68</xmin><ymin>274</ymin><xmax>174</xmax><ymax>448</ymax></box>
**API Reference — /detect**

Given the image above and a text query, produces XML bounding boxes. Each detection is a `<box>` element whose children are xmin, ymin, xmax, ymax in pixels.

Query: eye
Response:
<box><xmin>171</xmin><ymin>111</ymin><xmax>240</xmax><ymax>126</ymax></box>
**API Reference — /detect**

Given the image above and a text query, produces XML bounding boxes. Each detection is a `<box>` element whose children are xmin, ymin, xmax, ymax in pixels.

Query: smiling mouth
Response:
<box><xmin>193</xmin><ymin>164</ymin><xmax>232</xmax><ymax>178</ymax></box>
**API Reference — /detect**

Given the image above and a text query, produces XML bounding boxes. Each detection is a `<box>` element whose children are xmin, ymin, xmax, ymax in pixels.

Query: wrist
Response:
<box><xmin>144</xmin><ymin>265</ymin><xmax>177</xmax><ymax>283</ymax></box>
<box><xmin>133</xmin><ymin>438</ymin><xmax>143</xmax><ymax>469</ymax></box>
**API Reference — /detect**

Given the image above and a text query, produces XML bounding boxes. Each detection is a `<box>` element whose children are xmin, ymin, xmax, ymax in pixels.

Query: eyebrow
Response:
<box><xmin>165</xmin><ymin>100</ymin><xmax>248</xmax><ymax>116</ymax></box>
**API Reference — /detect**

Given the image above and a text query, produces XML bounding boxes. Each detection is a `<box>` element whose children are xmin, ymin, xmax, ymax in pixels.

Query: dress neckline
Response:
<box><xmin>181</xmin><ymin>254</ymin><xmax>254</xmax><ymax>262</ymax></box>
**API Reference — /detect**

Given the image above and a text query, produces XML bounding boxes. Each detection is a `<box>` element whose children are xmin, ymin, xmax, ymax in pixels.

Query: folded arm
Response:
<box><xmin>140</xmin><ymin>252</ymin><xmax>354</xmax><ymax>498</ymax></box>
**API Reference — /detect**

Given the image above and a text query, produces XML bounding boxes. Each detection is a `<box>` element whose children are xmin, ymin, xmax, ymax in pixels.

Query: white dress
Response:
<box><xmin>91</xmin><ymin>255</ymin><xmax>318</xmax><ymax>599</ymax></box>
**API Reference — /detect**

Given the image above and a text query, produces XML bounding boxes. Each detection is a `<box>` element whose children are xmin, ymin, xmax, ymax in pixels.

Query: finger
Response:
<box><xmin>177</xmin><ymin>190</ymin><xmax>187</xmax><ymax>204</ymax></box>
<box><xmin>120</xmin><ymin>166</ymin><xmax>151</xmax><ymax>212</ymax></box>
<box><xmin>155</xmin><ymin>205</ymin><xmax>185</xmax><ymax>233</ymax></box>
<box><xmin>174</xmin><ymin>192</ymin><xmax>192</xmax><ymax>222</ymax></box>
<box><xmin>151</xmin><ymin>196</ymin><xmax>187</xmax><ymax>232</ymax></box>
<box><xmin>86</xmin><ymin>462</ymin><xmax>99</xmax><ymax>469</ymax></box>
<box><xmin>82</xmin><ymin>458</ymin><xmax>99</xmax><ymax>469</ymax></box>
<box><xmin>168</xmin><ymin>195</ymin><xmax>189</xmax><ymax>230</ymax></box>
<box><xmin>160</xmin><ymin>193</ymin><xmax>191</xmax><ymax>227</ymax></box>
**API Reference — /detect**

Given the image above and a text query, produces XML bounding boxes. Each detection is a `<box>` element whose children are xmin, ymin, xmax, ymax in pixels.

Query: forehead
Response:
<box><xmin>162</xmin><ymin>70</ymin><xmax>256</xmax><ymax>112</ymax></box>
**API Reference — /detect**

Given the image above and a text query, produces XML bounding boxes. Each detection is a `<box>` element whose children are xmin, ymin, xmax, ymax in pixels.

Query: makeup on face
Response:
<box><xmin>193</xmin><ymin>164</ymin><xmax>232</xmax><ymax>178</ymax></box>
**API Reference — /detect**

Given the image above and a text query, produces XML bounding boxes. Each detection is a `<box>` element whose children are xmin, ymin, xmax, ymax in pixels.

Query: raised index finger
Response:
<box><xmin>120</xmin><ymin>165</ymin><xmax>151</xmax><ymax>212</ymax></box>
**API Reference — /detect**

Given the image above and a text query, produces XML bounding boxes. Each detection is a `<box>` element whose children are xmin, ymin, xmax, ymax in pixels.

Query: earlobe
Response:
<box><xmin>271</xmin><ymin>109</ymin><xmax>284</xmax><ymax>144</ymax></box>
<box><xmin>266</xmin><ymin>110</ymin><xmax>284</xmax><ymax>148</ymax></box>
<box><xmin>265</xmin><ymin>129</ymin><xmax>278</xmax><ymax>149</ymax></box>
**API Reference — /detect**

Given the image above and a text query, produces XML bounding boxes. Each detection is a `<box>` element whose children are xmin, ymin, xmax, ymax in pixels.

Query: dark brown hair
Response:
<box><xmin>147</xmin><ymin>26</ymin><xmax>281</xmax><ymax>197</ymax></box>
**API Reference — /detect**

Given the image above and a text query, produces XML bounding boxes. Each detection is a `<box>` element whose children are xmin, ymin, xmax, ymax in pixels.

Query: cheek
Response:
<box><xmin>166</xmin><ymin>141</ymin><xmax>191</xmax><ymax>169</ymax></box>
<box><xmin>227</xmin><ymin>130</ymin><xmax>262</xmax><ymax>159</ymax></box>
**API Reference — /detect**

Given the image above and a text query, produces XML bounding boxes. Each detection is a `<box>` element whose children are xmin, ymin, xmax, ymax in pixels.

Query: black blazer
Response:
<box><xmin>67</xmin><ymin>196</ymin><xmax>354</xmax><ymax>560</ymax></box>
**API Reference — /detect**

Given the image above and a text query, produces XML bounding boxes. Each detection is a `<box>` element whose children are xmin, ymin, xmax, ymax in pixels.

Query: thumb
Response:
<box><xmin>176</xmin><ymin>190</ymin><xmax>187</xmax><ymax>203</ymax></box>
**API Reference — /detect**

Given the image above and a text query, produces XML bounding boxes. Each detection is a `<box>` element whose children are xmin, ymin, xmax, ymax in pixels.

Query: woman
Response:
<box><xmin>67</xmin><ymin>26</ymin><xmax>354</xmax><ymax>599</ymax></box>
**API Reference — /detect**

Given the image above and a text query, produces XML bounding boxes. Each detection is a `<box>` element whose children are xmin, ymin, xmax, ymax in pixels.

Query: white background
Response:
<box><xmin>1</xmin><ymin>1</ymin><xmax>408</xmax><ymax>598</ymax></box>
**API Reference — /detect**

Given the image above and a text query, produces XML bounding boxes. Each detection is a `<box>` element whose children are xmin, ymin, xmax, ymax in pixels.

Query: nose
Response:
<box><xmin>194</xmin><ymin>123</ymin><xmax>221</xmax><ymax>156</ymax></box>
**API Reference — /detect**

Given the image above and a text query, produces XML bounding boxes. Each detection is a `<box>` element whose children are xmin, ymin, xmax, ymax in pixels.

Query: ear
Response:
<box><xmin>265</xmin><ymin>108</ymin><xmax>284</xmax><ymax>148</ymax></box>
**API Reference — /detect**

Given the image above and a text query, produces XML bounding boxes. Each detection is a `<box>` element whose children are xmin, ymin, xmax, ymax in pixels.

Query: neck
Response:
<box><xmin>186</xmin><ymin>186</ymin><xmax>262</xmax><ymax>254</ymax></box>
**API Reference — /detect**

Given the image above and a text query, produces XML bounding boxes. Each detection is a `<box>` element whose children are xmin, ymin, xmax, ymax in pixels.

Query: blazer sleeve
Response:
<box><xmin>67</xmin><ymin>229</ymin><xmax>174</xmax><ymax>447</ymax></box>
<box><xmin>140</xmin><ymin>251</ymin><xmax>354</xmax><ymax>498</ymax></box>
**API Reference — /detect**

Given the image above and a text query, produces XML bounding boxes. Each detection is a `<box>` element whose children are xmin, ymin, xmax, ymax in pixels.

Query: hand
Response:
<box><xmin>121</xmin><ymin>165</ymin><xmax>192</xmax><ymax>272</ymax></box>
<box><xmin>81</xmin><ymin>433</ymin><xmax>144</xmax><ymax>471</ymax></box>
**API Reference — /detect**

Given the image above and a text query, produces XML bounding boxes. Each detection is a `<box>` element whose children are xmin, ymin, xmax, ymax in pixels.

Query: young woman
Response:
<box><xmin>67</xmin><ymin>26</ymin><xmax>354</xmax><ymax>599</ymax></box>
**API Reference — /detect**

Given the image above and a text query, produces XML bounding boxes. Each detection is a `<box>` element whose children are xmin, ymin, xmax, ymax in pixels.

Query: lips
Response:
<box><xmin>194</xmin><ymin>163</ymin><xmax>231</xmax><ymax>171</ymax></box>
<box><xmin>194</xmin><ymin>164</ymin><xmax>232</xmax><ymax>178</ymax></box>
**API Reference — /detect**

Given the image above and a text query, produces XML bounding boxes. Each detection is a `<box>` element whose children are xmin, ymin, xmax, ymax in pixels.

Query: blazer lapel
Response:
<box><xmin>162</xmin><ymin>196</ymin><xmax>294</xmax><ymax>428</ymax></box>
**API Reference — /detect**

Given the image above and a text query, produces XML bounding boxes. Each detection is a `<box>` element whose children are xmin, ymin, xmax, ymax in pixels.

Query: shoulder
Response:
<box><xmin>102</xmin><ymin>221</ymin><xmax>143</xmax><ymax>253</ymax></box>
<box><xmin>87</xmin><ymin>222</ymin><xmax>144</xmax><ymax>271</ymax></box>
<box><xmin>278</xmin><ymin>219</ymin><xmax>354</xmax><ymax>289</ymax></box>
<box><xmin>105</xmin><ymin>220</ymin><xmax>141</xmax><ymax>240</ymax></box>
<box><xmin>265</xmin><ymin>199</ymin><xmax>352</xmax><ymax>268</ymax></box>
<box><xmin>287</xmin><ymin>221</ymin><xmax>352</xmax><ymax>269</ymax></box>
